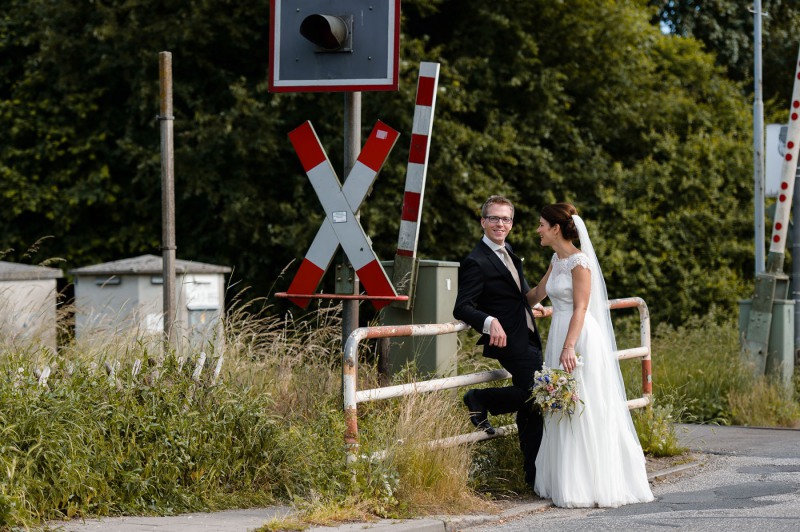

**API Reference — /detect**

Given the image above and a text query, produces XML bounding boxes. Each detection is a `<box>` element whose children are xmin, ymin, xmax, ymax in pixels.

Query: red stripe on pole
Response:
<box><xmin>356</xmin><ymin>260</ymin><xmax>396</xmax><ymax>310</ymax></box>
<box><xmin>416</xmin><ymin>76</ymin><xmax>436</xmax><ymax>107</ymax></box>
<box><xmin>286</xmin><ymin>258</ymin><xmax>326</xmax><ymax>308</ymax></box>
<box><xmin>401</xmin><ymin>191</ymin><xmax>422</xmax><ymax>221</ymax></box>
<box><xmin>358</xmin><ymin>120</ymin><xmax>399</xmax><ymax>172</ymax></box>
<box><xmin>642</xmin><ymin>359</ymin><xmax>652</xmax><ymax>395</ymax></box>
<box><xmin>288</xmin><ymin>122</ymin><xmax>326</xmax><ymax>172</ymax></box>
<box><xmin>408</xmin><ymin>134</ymin><xmax>429</xmax><ymax>164</ymax></box>
<box><xmin>395</xmin><ymin>248</ymin><xmax>414</xmax><ymax>257</ymax></box>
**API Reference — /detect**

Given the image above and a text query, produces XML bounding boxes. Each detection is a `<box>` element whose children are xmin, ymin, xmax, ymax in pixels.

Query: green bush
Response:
<box><xmin>619</xmin><ymin>313</ymin><xmax>799</xmax><ymax>427</ymax></box>
<box><xmin>631</xmin><ymin>401</ymin><xmax>687</xmax><ymax>457</ymax></box>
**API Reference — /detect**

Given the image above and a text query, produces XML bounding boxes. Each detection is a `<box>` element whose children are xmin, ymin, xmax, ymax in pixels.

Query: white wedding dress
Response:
<box><xmin>534</xmin><ymin>250</ymin><xmax>654</xmax><ymax>508</ymax></box>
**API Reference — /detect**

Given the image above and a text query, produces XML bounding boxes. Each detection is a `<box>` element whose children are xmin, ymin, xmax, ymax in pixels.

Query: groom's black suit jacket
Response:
<box><xmin>453</xmin><ymin>240</ymin><xmax>543</xmax><ymax>360</ymax></box>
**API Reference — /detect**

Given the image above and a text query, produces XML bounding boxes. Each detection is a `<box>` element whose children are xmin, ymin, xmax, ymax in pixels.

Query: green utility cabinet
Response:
<box><xmin>380</xmin><ymin>260</ymin><xmax>459</xmax><ymax>377</ymax></box>
<box><xmin>738</xmin><ymin>299</ymin><xmax>795</xmax><ymax>391</ymax></box>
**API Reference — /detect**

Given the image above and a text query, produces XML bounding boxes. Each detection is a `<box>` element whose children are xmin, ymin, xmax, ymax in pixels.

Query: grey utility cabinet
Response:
<box><xmin>70</xmin><ymin>255</ymin><xmax>231</xmax><ymax>351</ymax></box>
<box><xmin>0</xmin><ymin>261</ymin><xmax>64</xmax><ymax>352</ymax></box>
<box><xmin>738</xmin><ymin>298</ymin><xmax>795</xmax><ymax>392</ymax></box>
<box><xmin>380</xmin><ymin>260</ymin><xmax>459</xmax><ymax>377</ymax></box>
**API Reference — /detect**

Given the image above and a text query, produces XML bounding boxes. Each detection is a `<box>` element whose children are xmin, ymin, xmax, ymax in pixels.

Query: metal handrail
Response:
<box><xmin>343</xmin><ymin>297</ymin><xmax>653</xmax><ymax>463</ymax></box>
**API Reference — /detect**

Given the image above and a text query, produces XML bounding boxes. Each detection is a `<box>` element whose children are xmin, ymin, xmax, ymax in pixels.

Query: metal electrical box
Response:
<box><xmin>70</xmin><ymin>255</ymin><xmax>231</xmax><ymax>352</ymax></box>
<box><xmin>0</xmin><ymin>261</ymin><xmax>63</xmax><ymax>352</ymax></box>
<box><xmin>380</xmin><ymin>260</ymin><xmax>459</xmax><ymax>377</ymax></box>
<box><xmin>738</xmin><ymin>298</ymin><xmax>795</xmax><ymax>391</ymax></box>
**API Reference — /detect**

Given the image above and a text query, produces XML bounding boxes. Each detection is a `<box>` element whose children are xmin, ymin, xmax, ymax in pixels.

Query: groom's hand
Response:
<box><xmin>488</xmin><ymin>319</ymin><xmax>507</xmax><ymax>347</ymax></box>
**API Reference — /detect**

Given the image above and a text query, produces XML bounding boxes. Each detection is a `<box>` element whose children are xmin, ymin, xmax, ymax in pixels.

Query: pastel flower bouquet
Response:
<box><xmin>530</xmin><ymin>364</ymin><xmax>583</xmax><ymax>421</ymax></box>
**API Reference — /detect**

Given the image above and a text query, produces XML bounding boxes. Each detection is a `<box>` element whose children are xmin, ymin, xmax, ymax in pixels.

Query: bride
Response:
<box><xmin>526</xmin><ymin>202</ymin><xmax>654</xmax><ymax>508</ymax></box>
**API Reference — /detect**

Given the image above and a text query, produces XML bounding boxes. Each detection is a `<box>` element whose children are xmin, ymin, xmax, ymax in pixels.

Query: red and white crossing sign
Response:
<box><xmin>285</xmin><ymin>120</ymin><xmax>400</xmax><ymax>309</ymax></box>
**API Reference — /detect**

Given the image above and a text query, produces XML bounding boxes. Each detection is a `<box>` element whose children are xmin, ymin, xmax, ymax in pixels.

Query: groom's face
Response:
<box><xmin>481</xmin><ymin>204</ymin><xmax>514</xmax><ymax>246</ymax></box>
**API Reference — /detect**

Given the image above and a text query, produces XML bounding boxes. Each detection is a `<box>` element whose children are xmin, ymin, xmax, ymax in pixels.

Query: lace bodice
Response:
<box><xmin>545</xmin><ymin>252</ymin><xmax>591</xmax><ymax>313</ymax></box>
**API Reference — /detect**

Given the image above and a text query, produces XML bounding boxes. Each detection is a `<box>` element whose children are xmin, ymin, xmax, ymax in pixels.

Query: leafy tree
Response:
<box><xmin>0</xmin><ymin>0</ymin><xmax>327</xmax><ymax>296</ymax></box>
<box><xmin>0</xmin><ymin>0</ymin><xmax>756</xmax><ymax>325</ymax></box>
<box><xmin>652</xmin><ymin>0</ymin><xmax>800</xmax><ymax>117</ymax></box>
<box><xmin>391</xmin><ymin>0</ymin><xmax>753</xmax><ymax>322</ymax></box>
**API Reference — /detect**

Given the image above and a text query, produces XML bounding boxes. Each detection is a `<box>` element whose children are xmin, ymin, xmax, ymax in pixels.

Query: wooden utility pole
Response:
<box><xmin>159</xmin><ymin>51</ymin><xmax>177</xmax><ymax>349</ymax></box>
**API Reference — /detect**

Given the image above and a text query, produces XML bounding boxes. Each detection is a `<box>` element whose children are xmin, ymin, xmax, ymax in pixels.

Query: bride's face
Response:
<box><xmin>537</xmin><ymin>217</ymin><xmax>559</xmax><ymax>247</ymax></box>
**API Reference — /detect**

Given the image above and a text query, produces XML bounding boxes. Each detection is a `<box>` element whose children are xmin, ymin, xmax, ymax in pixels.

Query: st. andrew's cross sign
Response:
<box><xmin>285</xmin><ymin>120</ymin><xmax>401</xmax><ymax>310</ymax></box>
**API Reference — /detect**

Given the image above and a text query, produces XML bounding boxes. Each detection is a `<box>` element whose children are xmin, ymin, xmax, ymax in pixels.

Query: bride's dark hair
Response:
<box><xmin>541</xmin><ymin>203</ymin><xmax>579</xmax><ymax>241</ymax></box>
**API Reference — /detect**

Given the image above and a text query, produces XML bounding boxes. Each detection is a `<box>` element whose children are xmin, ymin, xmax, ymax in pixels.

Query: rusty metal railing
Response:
<box><xmin>343</xmin><ymin>297</ymin><xmax>652</xmax><ymax>463</ymax></box>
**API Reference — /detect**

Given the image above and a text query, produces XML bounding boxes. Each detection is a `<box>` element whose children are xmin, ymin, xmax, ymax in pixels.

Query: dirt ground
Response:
<box><xmin>645</xmin><ymin>451</ymin><xmax>704</xmax><ymax>476</ymax></box>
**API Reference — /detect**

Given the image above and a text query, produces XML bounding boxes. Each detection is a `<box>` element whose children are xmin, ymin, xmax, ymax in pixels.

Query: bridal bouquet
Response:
<box><xmin>530</xmin><ymin>364</ymin><xmax>583</xmax><ymax>421</ymax></box>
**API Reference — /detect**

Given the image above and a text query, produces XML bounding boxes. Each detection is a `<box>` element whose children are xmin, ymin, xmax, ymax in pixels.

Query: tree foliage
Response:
<box><xmin>652</xmin><ymin>0</ymin><xmax>800</xmax><ymax>117</ymax></box>
<box><xmin>0</xmin><ymin>0</ymin><xmax>757</xmax><ymax>324</ymax></box>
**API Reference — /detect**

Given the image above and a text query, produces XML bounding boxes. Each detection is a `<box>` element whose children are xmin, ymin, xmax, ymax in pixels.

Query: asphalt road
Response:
<box><xmin>464</xmin><ymin>424</ymin><xmax>800</xmax><ymax>532</ymax></box>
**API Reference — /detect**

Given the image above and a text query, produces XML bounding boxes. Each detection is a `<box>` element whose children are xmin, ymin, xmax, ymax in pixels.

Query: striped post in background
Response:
<box><xmin>391</xmin><ymin>62</ymin><xmax>440</xmax><ymax>309</ymax></box>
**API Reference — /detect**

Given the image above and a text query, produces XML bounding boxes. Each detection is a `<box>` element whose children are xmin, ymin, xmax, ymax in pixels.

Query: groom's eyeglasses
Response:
<box><xmin>484</xmin><ymin>216</ymin><xmax>513</xmax><ymax>225</ymax></box>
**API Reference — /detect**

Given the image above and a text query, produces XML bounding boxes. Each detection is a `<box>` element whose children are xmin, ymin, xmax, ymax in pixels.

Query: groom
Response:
<box><xmin>453</xmin><ymin>195</ymin><xmax>544</xmax><ymax>487</ymax></box>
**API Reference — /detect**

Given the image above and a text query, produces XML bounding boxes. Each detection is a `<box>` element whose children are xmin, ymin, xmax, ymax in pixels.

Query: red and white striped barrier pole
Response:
<box><xmin>768</xmin><ymin>59</ymin><xmax>800</xmax><ymax>261</ymax></box>
<box><xmin>391</xmin><ymin>62</ymin><xmax>440</xmax><ymax>308</ymax></box>
<box><xmin>744</xmin><ymin>45</ymin><xmax>800</xmax><ymax>367</ymax></box>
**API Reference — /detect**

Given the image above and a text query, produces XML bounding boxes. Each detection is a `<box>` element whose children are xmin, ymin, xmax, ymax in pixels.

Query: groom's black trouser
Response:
<box><xmin>473</xmin><ymin>335</ymin><xmax>543</xmax><ymax>485</ymax></box>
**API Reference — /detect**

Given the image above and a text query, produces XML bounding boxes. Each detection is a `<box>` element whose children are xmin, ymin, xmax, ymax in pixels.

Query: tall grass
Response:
<box><xmin>0</xmin><ymin>294</ymin><xmax>487</xmax><ymax>528</ymax></box>
<box><xmin>727</xmin><ymin>377</ymin><xmax>800</xmax><ymax>427</ymax></box>
<box><xmin>381</xmin><ymin>390</ymin><xmax>484</xmax><ymax>514</ymax></box>
<box><xmin>0</xmin><ymin>346</ymin><xmax>282</xmax><ymax>526</ymax></box>
<box><xmin>2</xmin><ymin>295</ymin><xmax>799</xmax><ymax>529</ymax></box>
<box><xmin>0</xmin><ymin>294</ymin><xmax>347</xmax><ymax>528</ymax></box>
<box><xmin>619</xmin><ymin>313</ymin><xmax>800</xmax><ymax>427</ymax></box>
<box><xmin>631</xmin><ymin>395</ymin><xmax>688</xmax><ymax>457</ymax></box>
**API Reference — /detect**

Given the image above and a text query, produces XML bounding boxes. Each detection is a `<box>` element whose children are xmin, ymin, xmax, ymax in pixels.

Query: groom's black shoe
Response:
<box><xmin>463</xmin><ymin>390</ymin><xmax>496</xmax><ymax>435</ymax></box>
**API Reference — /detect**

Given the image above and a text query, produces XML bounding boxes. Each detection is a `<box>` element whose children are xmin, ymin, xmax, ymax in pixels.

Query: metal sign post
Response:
<box><xmin>793</xmin><ymin>181</ymin><xmax>800</xmax><ymax>367</ymax></box>
<box><xmin>754</xmin><ymin>0</ymin><xmax>766</xmax><ymax>275</ymax></box>
<box><xmin>342</xmin><ymin>92</ymin><xmax>361</xmax><ymax>342</ymax></box>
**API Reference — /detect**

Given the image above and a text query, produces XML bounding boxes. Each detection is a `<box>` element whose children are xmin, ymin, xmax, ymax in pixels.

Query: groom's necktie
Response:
<box><xmin>499</xmin><ymin>248</ymin><xmax>534</xmax><ymax>332</ymax></box>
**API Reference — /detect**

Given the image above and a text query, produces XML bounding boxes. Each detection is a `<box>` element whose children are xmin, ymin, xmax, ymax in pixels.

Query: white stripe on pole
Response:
<box><xmin>412</xmin><ymin>106</ymin><xmax>434</xmax><ymax>135</ymax></box>
<box><xmin>404</xmin><ymin>162</ymin><xmax>426</xmax><ymax>193</ymax></box>
<box><xmin>397</xmin><ymin>220</ymin><xmax>418</xmax><ymax>251</ymax></box>
<box><xmin>418</xmin><ymin>61</ymin><xmax>438</xmax><ymax>79</ymax></box>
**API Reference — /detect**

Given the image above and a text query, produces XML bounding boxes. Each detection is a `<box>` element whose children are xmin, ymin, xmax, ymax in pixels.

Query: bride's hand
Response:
<box><xmin>560</xmin><ymin>347</ymin><xmax>578</xmax><ymax>373</ymax></box>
